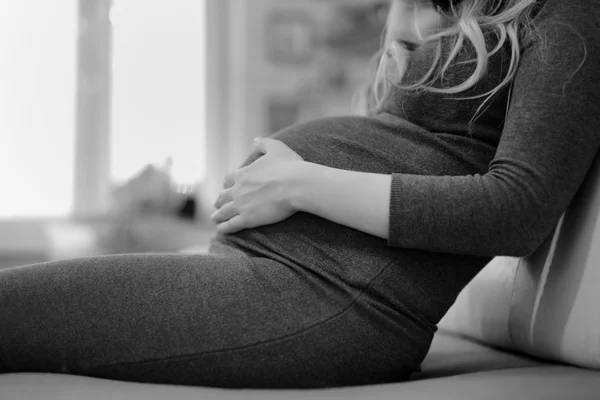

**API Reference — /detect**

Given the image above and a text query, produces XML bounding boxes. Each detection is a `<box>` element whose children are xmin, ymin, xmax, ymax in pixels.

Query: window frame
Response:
<box><xmin>0</xmin><ymin>0</ymin><xmax>229</xmax><ymax>257</ymax></box>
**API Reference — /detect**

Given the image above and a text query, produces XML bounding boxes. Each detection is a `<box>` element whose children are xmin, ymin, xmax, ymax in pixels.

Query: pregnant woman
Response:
<box><xmin>1</xmin><ymin>0</ymin><xmax>599</xmax><ymax>389</ymax></box>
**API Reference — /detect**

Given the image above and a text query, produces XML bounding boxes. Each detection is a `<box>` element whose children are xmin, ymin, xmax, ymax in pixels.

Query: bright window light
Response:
<box><xmin>0</xmin><ymin>1</ymin><xmax>77</xmax><ymax>218</ymax></box>
<box><xmin>110</xmin><ymin>0</ymin><xmax>207</xmax><ymax>186</ymax></box>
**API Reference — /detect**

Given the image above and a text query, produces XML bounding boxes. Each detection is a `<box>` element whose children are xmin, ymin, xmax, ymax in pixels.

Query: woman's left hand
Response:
<box><xmin>211</xmin><ymin>137</ymin><xmax>305</xmax><ymax>235</ymax></box>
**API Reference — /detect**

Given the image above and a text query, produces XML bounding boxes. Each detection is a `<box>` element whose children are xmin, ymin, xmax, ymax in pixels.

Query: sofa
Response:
<box><xmin>2</xmin><ymin>153</ymin><xmax>599</xmax><ymax>399</ymax></box>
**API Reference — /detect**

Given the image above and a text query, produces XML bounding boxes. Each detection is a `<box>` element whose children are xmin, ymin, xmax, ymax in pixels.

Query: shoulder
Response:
<box><xmin>534</xmin><ymin>0</ymin><xmax>600</xmax><ymax>20</ymax></box>
<box><xmin>533</xmin><ymin>0</ymin><xmax>600</xmax><ymax>39</ymax></box>
<box><xmin>526</xmin><ymin>0</ymin><xmax>600</xmax><ymax>77</ymax></box>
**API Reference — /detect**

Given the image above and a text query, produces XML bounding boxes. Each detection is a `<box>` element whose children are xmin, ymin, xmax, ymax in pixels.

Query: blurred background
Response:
<box><xmin>0</xmin><ymin>0</ymin><xmax>387</xmax><ymax>268</ymax></box>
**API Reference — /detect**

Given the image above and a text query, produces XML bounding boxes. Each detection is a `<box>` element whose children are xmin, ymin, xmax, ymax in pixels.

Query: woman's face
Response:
<box><xmin>385</xmin><ymin>0</ymin><xmax>448</xmax><ymax>48</ymax></box>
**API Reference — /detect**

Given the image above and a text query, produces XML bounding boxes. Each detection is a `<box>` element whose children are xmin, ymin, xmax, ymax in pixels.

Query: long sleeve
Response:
<box><xmin>387</xmin><ymin>0</ymin><xmax>600</xmax><ymax>257</ymax></box>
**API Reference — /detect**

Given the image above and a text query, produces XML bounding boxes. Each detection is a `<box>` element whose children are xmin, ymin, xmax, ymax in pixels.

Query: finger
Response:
<box><xmin>210</xmin><ymin>201</ymin><xmax>238</xmax><ymax>224</ymax></box>
<box><xmin>213</xmin><ymin>188</ymin><xmax>233</xmax><ymax>209</ymax></box>
<box><xmin>255</xmin><ymin>138</ymin><xmax>302</xmax><ymax>161</ymax></box>
<box><xmin>223</xmin><ymin>171</ymin><xmax>236</xmax><ymax>189</ymax></box>
<box><xmin>254</xmin><ymin>137</ymin><xmax>278</xmax><ymax>154</ymax></box>
<box><xmin>217</xmin><ymin>214</ymin><xmax>246</xmax><ymax>235</ymax></box>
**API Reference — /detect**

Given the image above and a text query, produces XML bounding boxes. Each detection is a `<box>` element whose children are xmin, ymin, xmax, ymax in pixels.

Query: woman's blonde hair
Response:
<box><xmin>355</xmin><ymin>0</ymin><xmax>540</xmax><ymax>119</ymax></box>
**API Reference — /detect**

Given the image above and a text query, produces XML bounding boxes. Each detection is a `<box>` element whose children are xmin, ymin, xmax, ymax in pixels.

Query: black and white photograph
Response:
<box><xmin>0</xmin><ymin>1</ymin><xmax>599</xmax><ymax>399</ymax></box>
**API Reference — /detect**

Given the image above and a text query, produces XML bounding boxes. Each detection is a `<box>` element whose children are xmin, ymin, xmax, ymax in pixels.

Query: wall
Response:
<box><xmin>199</xmin><ymin>0</ymin><xmax>331</xmax><ymax>215</ymax></box>
<box><xmin>226</xmin><ymin>0</ymin><xmax>328</xmax><ymax>168</ymax></box>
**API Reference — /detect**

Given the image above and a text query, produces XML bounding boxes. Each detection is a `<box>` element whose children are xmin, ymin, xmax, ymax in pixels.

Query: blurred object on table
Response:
<box><xmin>111</xmin><ymin>158</ymin><xmax>200</xmax><ymax>221</ymax></box>
<box><xmin>92</xmin><ymin>158</ymin><xmax>215</xmax><ymax>255</ymax></box>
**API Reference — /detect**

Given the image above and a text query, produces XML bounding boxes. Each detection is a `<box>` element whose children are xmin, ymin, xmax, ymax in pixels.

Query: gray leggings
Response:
<box><xmin>0</xmin><ymin>240</ymin><xmax>414</xmax><ymax>388</ymax></box>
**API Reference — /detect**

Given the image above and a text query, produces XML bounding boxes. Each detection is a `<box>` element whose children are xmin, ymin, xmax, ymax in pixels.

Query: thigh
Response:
<box><xmin>0</xmin><ymin>244</ymin><xmax>367</xmax><ymax>385</ymax></box>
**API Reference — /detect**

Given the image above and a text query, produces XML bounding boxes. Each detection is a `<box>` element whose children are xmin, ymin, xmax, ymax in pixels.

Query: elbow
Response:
<box><xmin>499</xmin><ymin>240</ymin><xmax>541</xmax><ymax>258</ymax></box>
<box><xmin>495</xmin><ymin>219</ymin><xmax>557</xmax><ymax>258</ymax></box>
<box><xmin>486</xmin><ymin>181</ymin><xmax>558</xmax><ymax>258</ymax></box>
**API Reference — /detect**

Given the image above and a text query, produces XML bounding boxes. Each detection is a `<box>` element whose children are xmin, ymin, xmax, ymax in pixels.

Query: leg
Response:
<box><xmin>0</xmin><ymin>242</ymin><xmax>413</xmax><ymax>388</ymax></box>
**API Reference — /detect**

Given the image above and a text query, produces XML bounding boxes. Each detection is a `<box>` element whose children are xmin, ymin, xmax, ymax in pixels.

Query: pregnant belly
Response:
<box><xmin>273</xmin><ymin>113</ymin><xmax>494</xmax><ymax>176</ymax></box>
<box><xmin>217</xmin><ymin>114</ymin><xmax>494</xmax><ymax>294</ymax></box>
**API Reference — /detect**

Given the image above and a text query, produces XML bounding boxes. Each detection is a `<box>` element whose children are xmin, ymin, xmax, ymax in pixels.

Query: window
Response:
<box><xmin>110</xmin><ymin>0</ymin><xmax>207</xmax><ymax>186</ymax></box>
<box><xmin>0</xmin><ymin>0</ymin><xmax>207</xmax><ymax>219</ymax></box>
<box><xmin>0</xmin><ymin>0</ymin><xmax>77</xmax><ymax>218</ymax></box>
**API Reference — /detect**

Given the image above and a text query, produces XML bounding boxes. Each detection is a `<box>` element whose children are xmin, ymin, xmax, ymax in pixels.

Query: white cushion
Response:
<box><xmin>439</xmin><ymin>154</ymin><xmax>600</xmax><ymax>369</ymax></box>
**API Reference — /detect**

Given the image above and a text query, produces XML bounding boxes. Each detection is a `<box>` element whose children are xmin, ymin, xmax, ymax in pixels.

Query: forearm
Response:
<box><xmin>291</xmin><ymin>162</ymin><xmax>392</xmax><ymax>240</ymax></box>
<box><xmin>289</xmin><ymin>162</ymin><xmax>538</xmax><ymax>255</ymax></box>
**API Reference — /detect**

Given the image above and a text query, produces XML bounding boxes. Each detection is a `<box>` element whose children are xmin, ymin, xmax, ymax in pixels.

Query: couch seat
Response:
<box><xmin>1</xmin><ymin>332</ymin><xmax>598</xmax><ymax>400</ymax></box>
